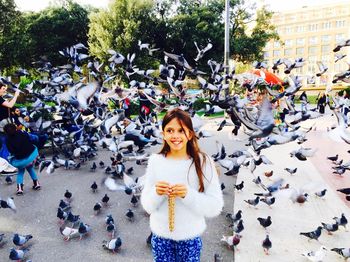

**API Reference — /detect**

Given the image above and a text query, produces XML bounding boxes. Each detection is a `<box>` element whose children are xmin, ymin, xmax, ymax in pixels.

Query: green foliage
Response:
<box><xmin>193</xmin><ymin>97</ymin><xmax>206</xmax><ymax>111</ymax></box>
<box><xmin>1</xmin><ymin>0</ymin><xmax>90</xmax><ymax>69</ymax></box>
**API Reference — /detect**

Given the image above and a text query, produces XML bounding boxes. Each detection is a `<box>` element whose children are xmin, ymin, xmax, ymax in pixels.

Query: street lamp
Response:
<box><xmin>224</xmin><ymin>0</ymin><xmax>230</xmax><ymax>96</ymax></box>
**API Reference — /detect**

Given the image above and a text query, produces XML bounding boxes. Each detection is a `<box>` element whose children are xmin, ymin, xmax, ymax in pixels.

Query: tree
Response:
<box><xmin>230</xmin><ymin>1</ymin><xmax>278</xmax><ymax>63</ymax></box>
<box><xmin>88</xmin><ymin>0</ymin><xmax>160</xmax><ymax>71</ymax></box>
<box><xmin>0</xmin><ymin>0</ymin><xmax>90</xmax><ymax>70</ymax></box>
<box><xmin>23</xmin><ymin>0</ymin><xmax>90</xmax><ymax>66</ymax></box>
<box><xmin>0</xmin><ymin>0</ymin><xmax>21</xmax><ymax>69</ymax></box>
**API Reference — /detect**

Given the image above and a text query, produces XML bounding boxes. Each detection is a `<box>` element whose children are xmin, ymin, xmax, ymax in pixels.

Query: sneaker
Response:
<box><xmin>16</xmin><ymin>184</ymin><xmax>23</xmax><ymax>195</ymax></box>
<box><xmin>32</xmin><ymin>180</ymin><xmax>41</xmax><ymax>190</ymax></box>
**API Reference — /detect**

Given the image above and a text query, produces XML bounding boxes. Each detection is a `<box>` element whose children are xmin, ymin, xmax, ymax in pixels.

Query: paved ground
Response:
<box><xmin>234</xmin><ymin>111</ymin><xmax>350</xmax><ymax>261</ymax></box>
<box><xmin>0</xmin><ymin>118</ymin><xmax>236</xmax><ymax>262</ymax></box>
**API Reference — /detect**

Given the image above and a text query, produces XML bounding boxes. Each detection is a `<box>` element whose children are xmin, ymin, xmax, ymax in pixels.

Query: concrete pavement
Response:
<box><xmin>233</xmin><ymin>113</ymin><xmax>350</xmax><ymax>261</ymax></box>
<box><xmin>0</xmin><ymin>119</ymin><xmax>235</xmax><ymax>262</ymax></box>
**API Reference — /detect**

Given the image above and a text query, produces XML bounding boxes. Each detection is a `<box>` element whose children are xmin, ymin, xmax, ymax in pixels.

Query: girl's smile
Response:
<box><xmin>163</xmin><ymin>118</ymin><xmax>192</xmax><ymax>158</ymax></box>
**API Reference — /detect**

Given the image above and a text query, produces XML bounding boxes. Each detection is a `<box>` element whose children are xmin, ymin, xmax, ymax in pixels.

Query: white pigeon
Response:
<box><xmin>302</xmin><ymin>246</ymin><xmax>327</xmax><ymax>262</ymax></box>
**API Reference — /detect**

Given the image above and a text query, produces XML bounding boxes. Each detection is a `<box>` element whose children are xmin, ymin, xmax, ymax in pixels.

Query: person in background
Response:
<box><xmin>11</xmin><ymin>107</ymin><xmax>24</xmax><ymax>129</ymax></box>
<box><xmin>317</xmin><ymin>92</ymin><xmax>326</xmax><ymax>114</ymax></box>
<box><xmin>116</xmin><ymin>88</ymin><xmax>131</xmax><ymax>119</ymax></box>
<box><xmin>299</xmin><ymin>91</ymin><xmax>308</xmax><ymax>112</ymax></box>
<box><xmin>0</xmin><ymin>82</ymin><xmax>20</xmax><ymax>124</ymax></box>
<box><xmin>0</xmin><ymin>82</ymin><xmax>20</xmax><ymax>160</ymax></box>
<box><xmin>141</xmin><ymin>108</ymin><xmax>223</xmax><ymax>262</ymax></box>
<box><xmin>123</xmin><ymin>118</ymin><xmax>152</xmax><ymax>153</ymax></box>
<box><xmin>4</xmin><ymin>123</ymin><xmax>40</xmax><ymax>195</ymax></box>
<box><xmin>138</xmin><ymin>90</ymin><xmax>152</xmax><ymax>123</ymax></box>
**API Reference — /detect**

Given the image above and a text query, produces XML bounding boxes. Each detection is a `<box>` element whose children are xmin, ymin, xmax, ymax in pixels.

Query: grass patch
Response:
<box><xmin>131</xmin><ymin>110</ymin><xmax>224</xmax><ymax>120</ymax></box>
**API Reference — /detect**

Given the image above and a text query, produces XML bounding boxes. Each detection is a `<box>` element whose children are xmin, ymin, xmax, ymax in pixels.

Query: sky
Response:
<box><xmin>262</xmin><ymin>0</ymin><xmax>350</xmax><ymax>11</ymax></box>
<box><xmin>14</xmin><ymin>0</ymin><xmax>110</xmax><ymax>11</ymax></box>
<box><xmin>14</xmin><ymin>0</ymin><xmax>350</xmax><ymax>12</ymax></box>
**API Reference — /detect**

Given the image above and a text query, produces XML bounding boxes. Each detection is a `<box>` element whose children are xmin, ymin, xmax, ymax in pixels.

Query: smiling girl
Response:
<box><xmin>141</xmin><ymin>108</ymin><xmax>223</xmax><ymax>261</ymax></box>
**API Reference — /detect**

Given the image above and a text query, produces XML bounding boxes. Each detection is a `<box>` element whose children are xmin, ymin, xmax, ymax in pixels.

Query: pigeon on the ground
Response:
<box><xmin>262</xmin><ymin>235</ymin><xmax>272</xmax><ymax>255</ymax></box>
<box><xmin>102</xmin><ymin>237</ymin><xmax>122</xmax><ymax>253</ymax></box>
<box><xmin>102</xmin><ymin>194</ymin><xmax>110</xmax><ymax>206</ymax></box>
<box><xmin>300</xmin><ymin>226</ymin><xmax>322</xmax><ymax>241</ymax></box>
<box><xmin>234</xmin><ymin>181</ymin><xmax>244</xmax><ymax>191</ymax></box>
<box><xmin>284</xmin><ymin>167</ymin><xmax>297</xmax><ymax>175</ymax></box>
<box><xmin>78</xmin><ymin>222</ymin><xmax>91</xmax><ymax>240</ymax></box>
<box><xmin>13</xmin><ymin>233</ymin><xmax>32</xmax><ymax>246</ymax></box>
<box><xmin>260</xmin><ymin>197</ymin><xmax>275</xmax><ymax>207</ymax></box>
<box><xmin>91</xmin><ymin>181</ymin><xmax>98</xmax><ymax>193</ymax></box>
<box><xmin>64</xmin><ymin>190</ymin><xmax>72</xmax><ymax>202</ymax></box>
<box><xmin>321</xmin><ymin>222</ymin><xmax>339</xmax><ymax>235</ymax></box>
<box><xmin>333</xmin><ymin>213</ymin><xmax>347</xmax><ymax>229</ymax></box>
<box><xmin>330</xmin><ymin>247</ymin><xmax>350</xmax><ymax>259</ymax></box>
<box><xmin>257</xmin><ymin>216</ymin><xmax>272</xmax><ymax>230</ymax></box>
<box><xmin>244</xmin><ymin>196</ymin><xmax>259</xmax><ymax>207</ymax></box>
<box><xmin>301</xmin><ymin>246</ymin><xmax>327</xmax><ymax>262</ymax></box>
<box><xmin>315</xmin><ymin>189</ymin><xmax>327</xmax><ymax>198</ymax></box>
<box><xmin>233</xmin><ymin>219</ymin><xmax>244</xmax><ymax>234</ymax></box>
<box><xmin>9</xmin><ymin>247</ymin><xmax>30</xmax><ymax>261</ymax></box>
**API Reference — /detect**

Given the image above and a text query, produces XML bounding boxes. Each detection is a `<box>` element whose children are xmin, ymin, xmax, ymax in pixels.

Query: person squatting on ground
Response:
<box><xmin>3</xmin><ymin>123</ymin><xmax>40</xmax><ymax>195</ymax></box>
<box><xmin>141</xmin><ymin>108</ymin><xmax>224</xmax><ymax>262</ymax></box>
<box><xmin>123</xmin><ymin>118</ymin><xmax>152</xmax><ymax>153</ymax></box>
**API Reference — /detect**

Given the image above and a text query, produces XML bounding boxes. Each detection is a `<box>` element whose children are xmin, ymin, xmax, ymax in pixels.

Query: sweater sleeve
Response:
<box><xmin>141</xmin><ymin>155</ymin><xmax>166</xmax><ymax>214</ymax></box>
<box><xmin>181</xmin><ymin>156</ymin><xmax>224</xmax><ymax>218</ymax></box>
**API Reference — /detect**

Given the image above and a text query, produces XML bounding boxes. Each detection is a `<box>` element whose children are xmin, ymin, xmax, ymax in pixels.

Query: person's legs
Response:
<box><xmin>151</xmin><ymin>234</ymin><xmax>176</xmax><ymax>262</ymax></box>
<box><xmin>16</xmin><ymin>167</ymin><xmax>25</xmax><ymax>195</ymax></box>
<box><xmin>175</xmin><ymin>237</ymin><xmax>202</xmax><ymax>262</ymax></box>
<box><xmin>26</xmin><ymin>164</ymin><xmax>40</xmax><ymax>190</ymax></box>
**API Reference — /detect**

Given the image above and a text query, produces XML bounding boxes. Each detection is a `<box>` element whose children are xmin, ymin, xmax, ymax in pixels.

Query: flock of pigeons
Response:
<box><xmin>0</xmin><ymin>35</ymin><xmax>350</xmax><ymax>261</ymax></box>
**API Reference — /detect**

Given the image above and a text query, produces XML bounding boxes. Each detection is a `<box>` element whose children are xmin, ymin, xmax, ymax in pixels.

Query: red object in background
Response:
<box><xmin>250</xmin><ymin>69</ymin><xmax>283</xmax><ymax>86</ymax></box>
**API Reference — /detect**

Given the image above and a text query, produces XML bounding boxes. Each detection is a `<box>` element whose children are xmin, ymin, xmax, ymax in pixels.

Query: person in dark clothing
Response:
<box><xmin>116</xmin><ymin>88</ymin><xmax>131</xmax><ymax>119</ymax></box>
<box><xmin>0</xmin><ymin>82</ymin><xmax>20</xmax><ymax>160</ymax></box>
<box><xmin>0</xmin><ymin>82</ymin><xmax>20</xmax><ymax>124</ymax></box>
<box><xmin>138</xmin><ymin>91</ymin><xmax>152</xmax><ymax>123</ymax></box>
<box><xmin>317</xmin><ymin>93</ymin><xmax>326</xmax><ymax>114</ymax></box>
<box><xmin>4</xmin><ymin>123</ymin><xmax>40</xmax><ymax>195</ymax></box>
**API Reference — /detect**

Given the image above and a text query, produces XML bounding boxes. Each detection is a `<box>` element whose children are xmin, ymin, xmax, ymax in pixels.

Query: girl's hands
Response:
<box><xmin>169</xmin><ymin>184</ymin><xmax>187</xmax><ymax>198</ymax></box>
<box><xmin>155</xmin><ymin>182</ymin><xmax>188</xmax><ymax>198</ymax></box>
<box><xmin>155</xmin><ymin>181</ymin><xmax>170</xmax><ymax>196</ymax></box>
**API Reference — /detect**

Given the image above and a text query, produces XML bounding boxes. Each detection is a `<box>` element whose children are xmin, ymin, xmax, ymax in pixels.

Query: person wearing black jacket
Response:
<box><xmin>4</xmin><ymin>123</ymin><xmax>40</xmax><ymax>195</ymax></box>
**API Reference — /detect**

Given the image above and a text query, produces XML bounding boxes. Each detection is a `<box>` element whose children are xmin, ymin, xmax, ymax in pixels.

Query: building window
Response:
<box><xmin>285</xmin><ymin>26</ymin><xmax>293</xmax><ymax>33</ymax></box>
<box><xmin>284</xmin><ymin>49</ymin><xmax>292</xmax><ymax>56</ymax></box>
<box><xmin>308</xmin><ymin>55</ymin><xmax>317</xmax><ymax>64</ymax></box>
<box><xmin>273</xmin><ymin>41</ymin><xmax>281</xmax><ymax>48</ymax></box>
<box><xmin>321</xmin><ymin>35</ymin><xmax>330</xmax><ymax>43</ymax></box>
<box><xmin>309</xmin><ymin>24</ymin><xmax>318</xmax><ymax>31</ymax></box>
<box><xmin>335</xmin><ymin>34</ymin><xmax>345</xmax><ymax>43</ymax></box>
<box><xmin>273</xmin><ymin>50</ymin><xmax>281</xmax><ymax>57</ymax></box>
<box><xmin>296</xmin><ymin>47</ymin><xmax>304</xmax><ymax>55</ymax></box>
<box><xmin>321</xmin><ymin>45</ymin><xmax>330</xmax><ymax>54</ymax></box>
<box><xmin>321</xmin><ymin>22</ymin><xmax>331</xmax><ymax>29</ymax></box>
<box><xmin>295</xmin><ymin>25</ymin><xmax>305</xmax><ymax>33</ymax></box>
<box><xmin>335</xmin><ymin>20</ymin><xmax>346</xmax><ymax>27</ymax></box>
<box><xmin>296</xmin><ymin>38</ymin><xmax>305</xmax><ymax>46</ymax></box>
<box><xmin>321</xmin><ymin>55</ymin><xmax>330</xmax><ymax>63</ymax></box>
<box><xmin>334</xmin><ymin>63</ymin><xmax>346</xmax><ymax>72</ymax></box>
<box><xmin>309</xmin><ymin>36</ymin><xmax>318</xmax><ymax>45</ymax></box>
<box><xmin>284</xmin><ymin>39</ymin><xmax>293</xmax><ymax>47</ymax></box>
<box><xmin>308</xmin><ymin>46</ymin><xmax>317</xmax><ymax>55</ymax></box>
<box><xmin>264</xmin><ymin>51</ymin><xmax>270</xmax><ymax>59</ymax></box>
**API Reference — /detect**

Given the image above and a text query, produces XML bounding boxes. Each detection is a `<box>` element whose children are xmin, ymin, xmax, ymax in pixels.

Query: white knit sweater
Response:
<box><xmin>141</xmin><ymin>153</ymin><xmax>224</xmax><ymax>240</ymax></box>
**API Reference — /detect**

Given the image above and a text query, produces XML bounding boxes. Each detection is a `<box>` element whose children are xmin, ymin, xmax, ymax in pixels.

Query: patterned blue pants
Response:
<box><xmin>151</xmin><ymin>234</ymin><xmax>202</xmax><ymax>262</ymax></box>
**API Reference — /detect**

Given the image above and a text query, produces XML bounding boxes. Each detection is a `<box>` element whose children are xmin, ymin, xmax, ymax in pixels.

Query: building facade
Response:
<box><xmin>264</xmin><ymin>1</ymin><xmax>350</xmax><ymax>87</ymax></box>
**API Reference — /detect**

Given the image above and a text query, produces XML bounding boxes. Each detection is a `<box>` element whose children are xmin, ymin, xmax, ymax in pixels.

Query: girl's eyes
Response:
<box><xmin>166</xmin><ymin>129</ymin><xmax>184</xmax><ymax>133</ymax></box>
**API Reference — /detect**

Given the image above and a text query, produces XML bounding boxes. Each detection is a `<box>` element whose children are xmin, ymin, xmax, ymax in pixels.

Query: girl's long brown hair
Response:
<box><xmin>159</xmin><ymin>108</ymin><xmax>206</xmax><ymax>192</ymax></box>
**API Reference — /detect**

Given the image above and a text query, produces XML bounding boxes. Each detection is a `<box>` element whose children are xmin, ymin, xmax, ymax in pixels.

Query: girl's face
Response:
<box><xmin>163</xmin><ymin>118</ymin><xmax>192</xmax><ymax>156</ymax></box>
